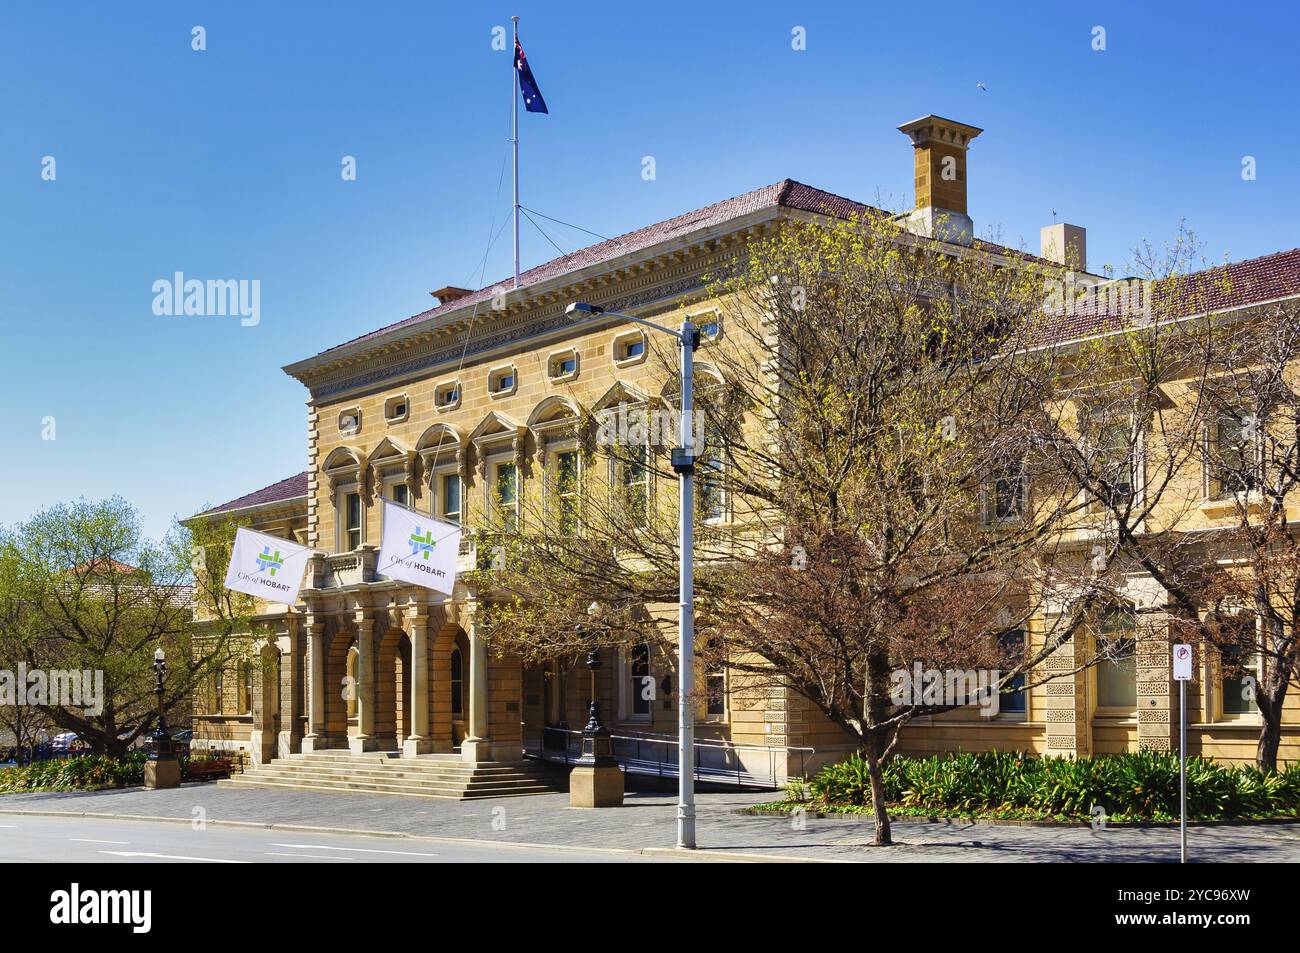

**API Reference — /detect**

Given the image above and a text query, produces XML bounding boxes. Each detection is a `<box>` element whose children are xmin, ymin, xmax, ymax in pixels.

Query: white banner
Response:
<box><xmin>223</xmin><ymin>527</ymin><xmax>312</xmax><ymax>605</ymax></box>
<box><xmin>376</xmin><ymin>499</ymin><xmax>462</xmax><ymax>595</ymax></box>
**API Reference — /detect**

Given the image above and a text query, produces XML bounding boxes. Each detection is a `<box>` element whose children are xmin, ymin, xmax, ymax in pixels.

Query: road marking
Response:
<box><xmin>71</xmin><ymin>838</ymin><xmax>129</xmax><ymax>845</ymax></box>
<box><xmin>265</xmin><ymin>851</ymin><xmax>354</xmax><ymax>861</ymax></box>
<box><xmin>100</xmin><ymin>851</ymin><xmax>246</xmax><ymax>863</ymax></box>
<box><xmin>269</xmin><ymin>842</ymin><xmax>439</xmax><ymax>857</ymax></box>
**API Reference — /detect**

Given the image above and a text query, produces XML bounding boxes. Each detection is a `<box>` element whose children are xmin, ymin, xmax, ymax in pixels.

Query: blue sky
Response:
<box><xmin>3</xmin><ymin>1</ymin><xmax>1297</xmax><ymax>542</ymax></box>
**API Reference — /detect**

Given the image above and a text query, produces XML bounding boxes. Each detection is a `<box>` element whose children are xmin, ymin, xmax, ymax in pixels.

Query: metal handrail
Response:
<box><xmin>528</xmin><ymin>726</ymin><xmax>813</xmax><ymax>789</ymax></box>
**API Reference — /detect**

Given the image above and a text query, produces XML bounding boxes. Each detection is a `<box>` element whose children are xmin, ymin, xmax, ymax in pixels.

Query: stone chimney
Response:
<box><xmin>897</xmin><ymin>114</ymin><xmax>983</xmax><ymax>245</ymax></box>
<box><xmin>1039</xmin><ymin>223</ymin><xmax>1087</xmax><ymax>271</ymax></box>
<box><xmin>430</xmin><ymin>285</ymin><xmax>474</xmax><ymax>306</ymax></box>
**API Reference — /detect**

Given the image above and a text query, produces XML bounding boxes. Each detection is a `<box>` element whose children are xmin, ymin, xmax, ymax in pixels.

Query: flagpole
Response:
<box><xmin>511</xmin><ymin>15</ymin><xmax>520</xmax><ymax>290</ymax></box>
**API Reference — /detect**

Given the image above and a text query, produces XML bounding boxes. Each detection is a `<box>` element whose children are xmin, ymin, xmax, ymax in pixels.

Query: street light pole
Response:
<box><xmin>565</xmin><ymin>301</ymin><xmax>700</xmax><ymax>849</ymax></box>
<box><xmin>675</xmin><ymin>317</ymin><xmax>697</xmax><ymax>849</ymax></box>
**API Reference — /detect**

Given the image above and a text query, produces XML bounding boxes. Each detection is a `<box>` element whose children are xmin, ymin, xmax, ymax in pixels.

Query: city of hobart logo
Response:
<box><xmin>408</xmin><ymin>528</ymin><xmax>436</xmax><ymax>560</ymax></box>
<box><xmin>255</xmin><ymin>546</ymin><xmax>284</xmax><ymax>576</ymax></box>
<box><xmin>236</xmin><ymin>544</ymin><xmax>291</xmax><ymax>593</ymax></box>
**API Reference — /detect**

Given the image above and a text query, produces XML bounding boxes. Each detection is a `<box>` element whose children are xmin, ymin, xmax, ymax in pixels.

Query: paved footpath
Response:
<box><xmin>3</xmin><ymin>785</ymin><xmax>1299</xmax><ymax>862</ymax></box>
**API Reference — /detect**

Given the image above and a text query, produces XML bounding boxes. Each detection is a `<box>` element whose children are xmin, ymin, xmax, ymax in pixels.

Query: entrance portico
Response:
<box><xmin>289</xmin><ymin>546</ymin><xmax>522</xmax><ymax>764</ymax></box>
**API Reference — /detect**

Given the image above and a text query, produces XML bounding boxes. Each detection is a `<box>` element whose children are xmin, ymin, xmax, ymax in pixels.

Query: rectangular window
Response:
<box><xmin>495</xmin><ymin>462</ymin><xmax>518</xmax><ymax>532</ymax></box>
<box><xmin>549</xmin><ymin>352</ymin><xmax>578</xmax><ymax>379</ymax></box>
<box><xmin>344</xmin><ymin>492</ymin><xmax>362</xmax><ymax>550</ymax></box>
<box><xmin>555</xmin><ymin>450</ymin><xmax>581</xmax><ymax>534</ymax></box>
<box><xmin>441</xmin><ymin>473</ymin><xmax>461</xmax><ymax>524</ymax></box>
<box><xmin>622</xmin><ymin>339</ymin><xmax>645</xmax><ymax>359</ymax></box>
<box><xmin>1212</xmin><ymin>409</ymin><xmax>1260</xmax><ymax>496</ymax></box>
<box><xmin>621</xmin><ymin>446</ymin><xmax>649</xmax><ymax>528</ymax></box>
<box><xmin>1221</xmin><ymin>633</ymin><xmax>1260</xmax><ymax>716</ymax></box>
<box><xmin>489</xmin><ymin>368</ymin><xmax>516</xmax><ymax>394</ymax></box>
<box><xmin>1095</xmin><ymin>418</ymin><xmax>1135</xmax><ymax>503</ymax></box>
<box><xmin>998</xmin><ymin>630</ymin><xmax>1027</xmax><ymax>715</ymax></box>
<box><xmin>390</xmin><ymin>483</ymin><xmax>409</xmax><ymax>507</ymax></box>
<box><xmin>630</xmin><ymin>643</ymin><xmax>651</xmax><ymax>717</ymax></box>
<box><xmin>698</xmin><ymin>433</ymin><xmax>725</xmax><ymax>523</ymax></box>
<box><xmin>706</xmin><ymin>669</ymin><xmax>727</xmax><ymax>717</ymax></box>
<box><xmin>984</xmin><ymin>459</ymin><xmax>1026</xmax><ymax>523</ymax></box>
<box><xmin>1096</xmin><ymin>609</ymin><xmax>1137</xmax><ymax>712</ymax></box>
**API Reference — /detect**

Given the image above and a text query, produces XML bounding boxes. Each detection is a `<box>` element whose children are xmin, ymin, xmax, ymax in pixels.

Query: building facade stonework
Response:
<box><xmin>187</xmin><ymin>114</ymin><xmax>1300</xmax><ymax>784</ymax></box>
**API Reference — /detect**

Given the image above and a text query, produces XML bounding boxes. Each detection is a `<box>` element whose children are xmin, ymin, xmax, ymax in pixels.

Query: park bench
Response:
<box><xmin>186</xmin><ymin>758</ymin><xmax>235</xmax><ymax>781</ymax></box>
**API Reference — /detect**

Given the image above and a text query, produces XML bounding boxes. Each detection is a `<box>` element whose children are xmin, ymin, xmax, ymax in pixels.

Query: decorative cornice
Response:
<box><xmin>299</xmin><ymin>242</ymin><xmax>747</xmax><ymax>402</ymax></box>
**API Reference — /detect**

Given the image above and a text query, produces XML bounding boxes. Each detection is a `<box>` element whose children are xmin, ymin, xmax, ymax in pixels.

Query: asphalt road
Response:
<box><xmin>0</xmin><ymin>815</ymin><xmax>694</xmax><ymax>863</ymax></box>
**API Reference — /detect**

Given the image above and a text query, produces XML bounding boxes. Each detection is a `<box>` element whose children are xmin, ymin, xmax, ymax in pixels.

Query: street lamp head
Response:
<box><xmin>565</xmin><ymin>301</ymin><xmax>604</xmax><ymax>319</ymax></box>
<box><xmin>154</xmin><ymin>647</ymin><xmax>165</xmax><ymax>662</ymax></box>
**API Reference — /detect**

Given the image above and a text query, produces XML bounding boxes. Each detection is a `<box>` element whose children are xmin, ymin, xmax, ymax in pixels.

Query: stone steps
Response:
<box><xmin>218</xmin><ymin>751</ymin><xmax>567</xmax><ymax>800</ymax></box>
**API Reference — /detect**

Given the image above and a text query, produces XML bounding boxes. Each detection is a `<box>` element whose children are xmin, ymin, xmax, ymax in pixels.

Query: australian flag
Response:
<box><xmin>514</xmin><ymin>38</ymin><xmax>548</xmax><ymax>114</ymax></box>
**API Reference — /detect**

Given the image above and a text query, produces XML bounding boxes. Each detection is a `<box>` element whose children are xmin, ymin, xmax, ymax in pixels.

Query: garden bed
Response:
<box><xmin>752</xmin><ymin>751</ymin><xmax>1300</xmax><ymax>824</ymax></box>
<box><xmin>0</xmin><ymin>753</ymin><xmax>227</xmax><ymax>793</ymax></box>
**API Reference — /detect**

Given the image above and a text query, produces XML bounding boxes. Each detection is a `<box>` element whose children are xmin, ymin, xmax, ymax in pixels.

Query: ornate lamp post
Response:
<box><xmin>144</xmin><ymin>647</ymin><xmax>180</xmax><ymax>790</ymax></box>
<box><xmin>569</xmin><ymin>602</ymin><xmax>623</xmax><ymax>807</ymax></box>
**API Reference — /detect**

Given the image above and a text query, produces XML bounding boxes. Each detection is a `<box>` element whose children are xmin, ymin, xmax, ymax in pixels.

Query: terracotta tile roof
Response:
<box><xmin>1166</xmin><ymin>246</ymin><xmax>1300</xmax><ymax>314</ymax></box>
<box><xmin>196</xmin><ymin>471</ymin><xmax>309</xmax><ymax>517</ymax></box>
<box><xmin>310</xmin><ymin>175</ymin><xmax>1300</xmax><ymax>360</ymax></box>
<box><xmin>316</xmin><ymin>179</ymin><xmax>1048</xmax><ymax>361</ymax></box>
<box><xmin>316</xmin><ymin>180</ymin><xmax>806</xmax><ymax>358</ymax></box>
<box><xmin>1038</xmin><ymin>246</ymin><xmax>1300</xmax><ymax>344</ymax></box>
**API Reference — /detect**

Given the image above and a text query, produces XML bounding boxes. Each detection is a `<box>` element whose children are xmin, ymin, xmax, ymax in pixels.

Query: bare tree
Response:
<box><xmin>477</xmin><ymin>213</ymin><xmax>1112</xmax><ymax>845</ymax></box>
<box><xmin>1032</xmin><ymin>235</ymin><xmax>1300</xmax><ymax>771</ymax></box>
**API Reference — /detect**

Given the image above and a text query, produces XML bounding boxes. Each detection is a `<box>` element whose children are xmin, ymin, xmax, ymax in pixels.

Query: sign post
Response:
<box><xmin>1172</xmin><ymin>643</ymin><xmax>1193</xmax><ymax>864</ymax></box>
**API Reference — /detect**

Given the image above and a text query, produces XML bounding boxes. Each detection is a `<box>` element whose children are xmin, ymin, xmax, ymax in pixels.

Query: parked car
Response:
<box><xmin>51</xmin><ymin>732</ymin><xmax>79</xmax><ymax>753</ymax></box>
<box><xmin>170</xmin><ymin>729</ymin><xmax>193</xmax><ymax>756</ymax></box>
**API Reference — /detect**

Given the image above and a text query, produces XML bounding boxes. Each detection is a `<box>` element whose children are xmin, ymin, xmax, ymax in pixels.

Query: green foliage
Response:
<box><xmin>807</xmin><ymin>751</ymin><xmax>1300</xmax><ymax>820</ymax></box>
<box><xmin>0</xmin><ymin>753</ymin><xmax>228</xmax><ymax>792</ymax></box>
<box><xmin>0</xmin><ymin>753</ymin><xmax>150</xmax><ymax>792</ymax></box>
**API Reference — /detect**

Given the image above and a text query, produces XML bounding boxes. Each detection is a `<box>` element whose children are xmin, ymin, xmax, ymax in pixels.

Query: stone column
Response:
<box><xmin>278</xmin><ymin>613</ymin><xmax>303</xmax><ymax>757</ymax></box>
<box><xmin>350</xmin><ymin>608</ymin><xmax>378</xmax><ymax>753</ymax></box>
<box><xmin>403</xmin><ymin>605</ymin><xmax>433</xmax><ymax>757</ymax></box>
<box><xmin>460</xmin><ymin>614</ymin><xmax>492</xmax><ymax>762</ymax></box>
<box><xmin>302</xmin><ymin>613</ymin><xmax>326</xmax><ymax>752</ymax></box>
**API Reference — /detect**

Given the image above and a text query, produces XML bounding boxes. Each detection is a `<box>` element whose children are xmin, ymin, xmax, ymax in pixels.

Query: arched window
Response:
<box><xmin>450</xmin><ymin>648</ymin><xmax>464</xmax><ymax>717</ymax></box>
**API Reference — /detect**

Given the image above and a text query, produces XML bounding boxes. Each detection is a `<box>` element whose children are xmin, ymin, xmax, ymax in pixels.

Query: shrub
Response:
<box><xmin>0</xmin><ymin>752</ymin><xmax>216</xmax><ymax>793</ymax></box>
<box><xmin>805</xmin><ymin>751</ymin><xmax>1300</xmax><ymax>820</ymax></box>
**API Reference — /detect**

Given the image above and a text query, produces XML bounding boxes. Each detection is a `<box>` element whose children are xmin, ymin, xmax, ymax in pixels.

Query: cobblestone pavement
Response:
<box><xmin>4</xmin><ymin>785</ymin><xmax>1298</xmax><ymax>862</ymax></box>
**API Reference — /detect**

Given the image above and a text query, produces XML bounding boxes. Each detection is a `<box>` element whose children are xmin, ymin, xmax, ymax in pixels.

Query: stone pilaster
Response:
<box><xmin>278</xmin><ymin>613</ymin><xmax>303</xmax><ymax>757</ymax></box>
<box><xmin>302</xmin><ymin>612</ymin><xmax>327</xmax><ymax>752</ymax></box>
<box><xmin>1136</xmin><ymin>611</ymin><xmax>1176</xmax><ymax>752</ymax></box>
<box><xmin>1042</xmin><ymin>615</ymin><xmax>1091</xmax><ymax>757</ymax></box>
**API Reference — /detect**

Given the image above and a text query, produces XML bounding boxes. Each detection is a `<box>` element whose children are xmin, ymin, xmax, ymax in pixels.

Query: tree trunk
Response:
<box><xmin>863</xmin><ymin>733</ymin><xmax>893</xmax><ymax>846</ymax></box>
<box><xmin>1253</xmin><ymin>647</ymin><xmax>1292</xmax><ymax>773</ymax></box>
<box><xmin>1255</xmin><ymin>691</ymin><xmax>1283</xmax><ymax>773</ymax></box>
